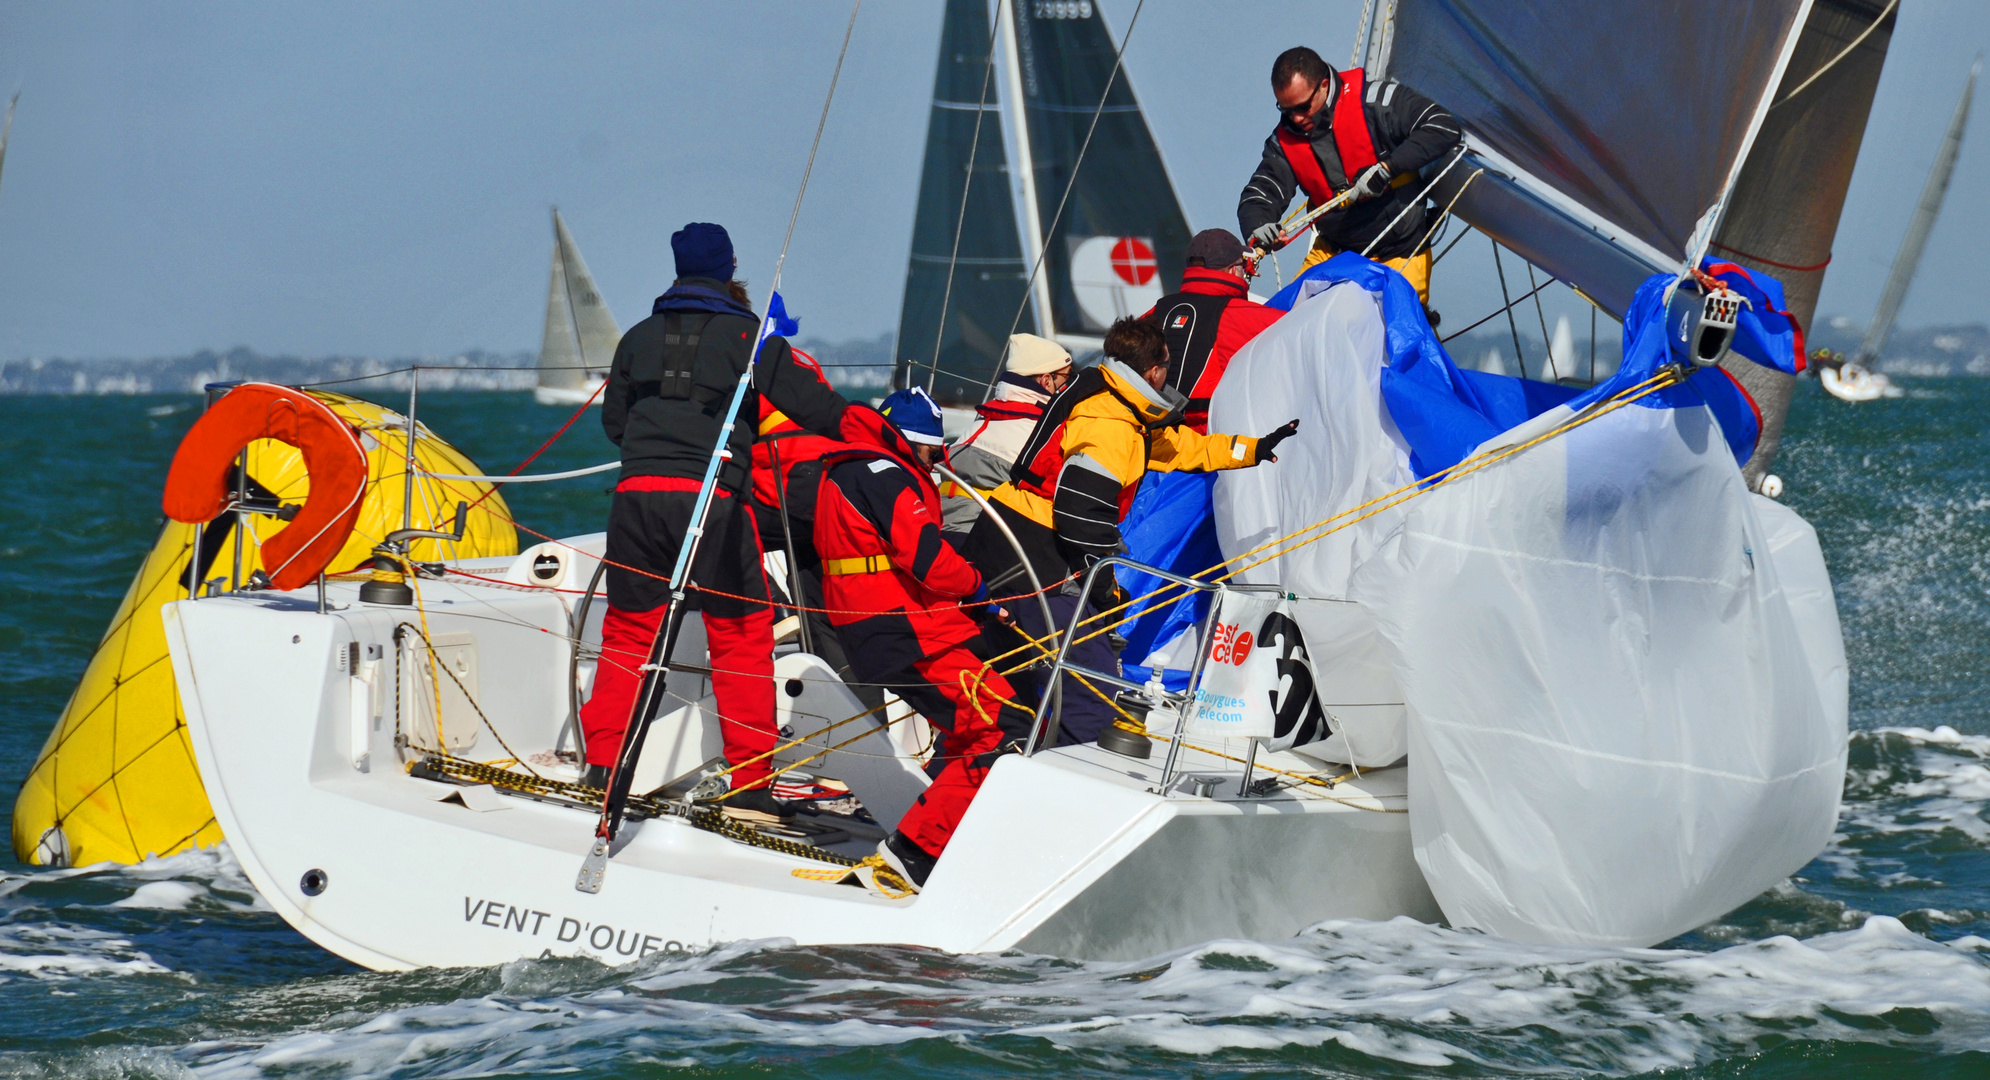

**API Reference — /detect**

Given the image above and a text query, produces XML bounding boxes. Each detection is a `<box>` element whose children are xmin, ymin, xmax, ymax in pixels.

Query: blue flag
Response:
<box><xmin>762</xmin><ymin>291</ymin><xmax>801</xmax><ymax>341</ymax></box>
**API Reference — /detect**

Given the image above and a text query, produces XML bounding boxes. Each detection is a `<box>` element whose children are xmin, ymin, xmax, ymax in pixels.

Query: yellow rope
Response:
<box><xmin>792</xmin><ymin>854</ymin><xmax>916</xmax><ymax>898</ymax></box>
<box><xmin>979</xmin><ymin>370</ymin><xmax>1685</xmax><ymax>678</ymax></box>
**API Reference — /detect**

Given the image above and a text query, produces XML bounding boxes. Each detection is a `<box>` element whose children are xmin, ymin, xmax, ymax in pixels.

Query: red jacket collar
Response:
<box><xmin>1180</xmin><ymin>266</ymin><xmax>1251</xmax><ymax>299</ymax></box>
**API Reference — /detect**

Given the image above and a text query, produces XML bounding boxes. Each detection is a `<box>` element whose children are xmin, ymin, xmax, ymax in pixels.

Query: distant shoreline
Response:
<box><xmin>2</xmin><ymin>324</ymin><xmax>1985</xmax><ymax>395</ymax></box>
<box><xmin>0</xmin><ymin>335</ymin><xmax>899</xmax><ymax>397</ymax></box>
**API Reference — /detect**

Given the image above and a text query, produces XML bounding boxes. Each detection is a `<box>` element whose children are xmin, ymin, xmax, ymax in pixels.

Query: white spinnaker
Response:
<box><xmin>1348</xmin><ymin>396</ymin><xmax>1845</xmax><ymax>946</ymax></box>
<box><xmin>1213</xmin><ymin>280</ymin><xmax>1845</xmax><ymax>945</ymax></box>
<box><xmin>1211</xmin><ymin>283</ymin><xmax>1417</xmax><ymax>767</ymax></box>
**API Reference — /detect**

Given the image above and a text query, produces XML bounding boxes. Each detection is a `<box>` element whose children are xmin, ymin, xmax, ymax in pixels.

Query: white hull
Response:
<box><xmin>1818</xmin><ymin>361</ymin><xmax>1898</xmax><ymax>402</ymax></box>
<box><xmin>164</xmin><ymin>543</ymin><xmax>1436</xmax><ymax>971</ymax></box>
<box><xmin>534</xmin><ymin>376</ymin><xmax>606</xmax><ymax>408</ymax></box>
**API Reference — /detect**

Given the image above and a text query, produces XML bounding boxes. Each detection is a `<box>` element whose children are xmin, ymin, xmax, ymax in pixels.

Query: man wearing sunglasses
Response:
<box><xmin>1238</xmin><ymin>46</ymin><xmax>1459</xmax><ymax>303</ymax></box>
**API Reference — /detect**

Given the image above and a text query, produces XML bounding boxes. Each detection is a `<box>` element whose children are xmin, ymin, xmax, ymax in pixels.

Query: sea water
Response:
<box><xmin>1</xmin><ymin>381</ymin><xmax>1987</xmax><ymax>1077</ymax></box>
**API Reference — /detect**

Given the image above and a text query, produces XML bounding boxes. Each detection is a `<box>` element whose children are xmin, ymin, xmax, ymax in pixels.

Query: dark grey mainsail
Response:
<box><xmin>1388</xmin><ymin>0</ymin><xmax>1814</xmax><ymax>316</ymax></box>
<box><xmin>895</xmin><ymin>0</ymin><xmax>1035</xmax><ymax>398</ymax></box>
<box><xmin>1005</xmin><ymin>0</ymin><xmax>1190</xmax><ymax>352</ymax></box>
<box><xmin>1709</xmin><ymin>0</ymin><xmax>1901</xmax><ymax>479</ymax></box>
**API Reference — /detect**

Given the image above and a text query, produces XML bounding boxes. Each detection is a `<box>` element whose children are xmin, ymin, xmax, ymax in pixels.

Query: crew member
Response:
<box><xmin>814</xmin><ymin>395</ymin><xmax>1033</xmax><ymax>891</ymax></box>
<box><xmin>940</xmin><ymin>334</ymin><xmax>1072</xmax><ymax>532</ymax></box>
<box><xmin>1239</xmin><ymin>46</ymin><xmax>1461</xmax><ymax>301</ymax></box>
<box><xmin>1141</xmin><ymin>229</ymin><xmax>1284</xmax><ymax>433</ymax></box>
<box><xmin>747</xmin><ymin>348</ymin><xmax>881</xmax><ymax>716</ymax></box>
<box><xmin>583</xmin><ymin>222</ymin><xmax>869</xmax><ymax>822</ymax></box>
<box><xmin>963</xmin><ymin>317</ymin><xmax>1299</xmax><ymax>744</ymax></box>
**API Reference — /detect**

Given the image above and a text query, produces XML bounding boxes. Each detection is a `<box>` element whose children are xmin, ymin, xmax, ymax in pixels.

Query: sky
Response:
<box><xmin>0</xmin><ymin>0</ymin><xmax>1983</xmax><ymax>362</ymax></box>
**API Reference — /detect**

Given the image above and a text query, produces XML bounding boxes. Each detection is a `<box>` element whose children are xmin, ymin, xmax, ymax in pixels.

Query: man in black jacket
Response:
<box><xmin>581</xmin><ymin>222</ymin><xmax>861</xmax><ymax>821</ymax></box>
<box><xmin>1239</xmin><ymin>46</ymin><xmax>1460</xmax><ymax>301</ymax></box>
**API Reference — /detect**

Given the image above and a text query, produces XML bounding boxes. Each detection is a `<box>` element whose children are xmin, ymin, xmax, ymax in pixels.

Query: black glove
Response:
<box><xmin>1352</xmin><ymin>162</ymin><xmax>1393</xmax><ymax>200</ymax></box>
<box><xmin>1085</xmin><ymin>565</ymin><xmax>1128</xmax><ymax>614</ymax></box>
<box><xmin>1255</xmin><ymin>419</ymin><xmax>1300</xmax><ymax>463</ymax></box>
<box><xmin>1248</xmin><ymin>221</ymin><xmax>1286</xmax><ymax>253</ymax></box>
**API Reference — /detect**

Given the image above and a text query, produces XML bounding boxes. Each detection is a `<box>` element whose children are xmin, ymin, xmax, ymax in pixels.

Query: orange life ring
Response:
<box><xmin>162</xmin><ymin>383</ymin><xmax>369</xmax><ymax>591</ymax></box>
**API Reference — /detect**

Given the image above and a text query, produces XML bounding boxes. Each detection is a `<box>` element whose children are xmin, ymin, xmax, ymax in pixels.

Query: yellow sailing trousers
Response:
<box><xmin>1300</xmin><ymin>241</ymin><xmax>1431</xmax><ymax>304</ymax></box>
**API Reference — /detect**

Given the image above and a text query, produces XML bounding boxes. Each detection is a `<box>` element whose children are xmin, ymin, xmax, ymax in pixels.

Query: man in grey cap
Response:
<box><xmin>1139</xmin><ymin>229</ymin><xmax>1285</xmax><ymax>433</ymax></box>
<box><xmin>939</xmin><ymin>334</ymin><xmax>1073</xmax><ymax>533</ymax></box>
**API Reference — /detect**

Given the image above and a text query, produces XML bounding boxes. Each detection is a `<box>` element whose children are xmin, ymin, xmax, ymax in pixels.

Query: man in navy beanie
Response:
<box><xmin>583</xmin><ymin>221</ymin><xmax>878</xmax><ymax>822</ymax></box>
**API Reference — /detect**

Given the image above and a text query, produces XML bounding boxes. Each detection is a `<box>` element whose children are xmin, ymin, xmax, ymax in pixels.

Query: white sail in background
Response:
<box><xmin>1855</xmin><ymin>57</ymin><xmax>1978</xmax><ymax>367</ymax></box>
<box><xmin>0</xmin><ymin>93</ymin><xmax>18</xmax><ymax>200</ymax></box>
<box><xmin>536</xmin><ymin>208</ymin><xmax>620</xmax><ymax>407</ymax></box>
<box><xmin>1547</xmin><ymin>315</ymin><xmax>1575</xmax><ymax>382</ymax></box>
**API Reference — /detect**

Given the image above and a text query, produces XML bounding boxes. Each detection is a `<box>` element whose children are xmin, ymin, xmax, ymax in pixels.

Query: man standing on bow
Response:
<box><xmin>1238</xmin><ymin>46</ymin><xmax>1461</xmax><ymax>302</ymax></box>
<box><xmin>582</xmin><ymin>222</ymin><xmax>870</xmax><ymax>822</ymax></box>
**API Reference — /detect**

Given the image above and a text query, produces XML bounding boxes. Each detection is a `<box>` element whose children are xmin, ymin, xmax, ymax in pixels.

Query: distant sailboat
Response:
<box><xmin>895</xmin><ymin>0</ymin><xmax>1191</xmax><ymax>395</ymax></box>
<box><xmin>0</xmin><ymin>92</ymin><xmax>18</xmax><ymax>199</ymax></box>
<box><xmin>536</xmin><ymin>208</ymin><xmax>620</xmax><ymax>407</ymax></box>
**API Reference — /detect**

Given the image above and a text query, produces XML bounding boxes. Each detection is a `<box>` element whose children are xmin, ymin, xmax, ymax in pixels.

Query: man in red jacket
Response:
<box><xmin>813</xmin><ymin>394</ymin><xmax>1033</xmax><ymax>891</ymax></box>
<box><xmin>1141</xmin><ymin>229</ymin><xmax>1285</xmax><ymax>433</ymax></box>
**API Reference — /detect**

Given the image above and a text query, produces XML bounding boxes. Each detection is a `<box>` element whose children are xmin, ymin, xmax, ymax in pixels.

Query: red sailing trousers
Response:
<box><xmin>873</xmin><ymin>634</ymin><xmax>1030</xmax><ymax>858</ymax></box>
<box><xmin>579</xmin><ymin>482</ymin><xmax>777</xmax><ymax>786</ymax></box>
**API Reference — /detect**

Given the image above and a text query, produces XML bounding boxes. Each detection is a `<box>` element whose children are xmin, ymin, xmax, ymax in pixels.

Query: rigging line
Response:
<box><xmin>1359</xmin><ymin>147</ymin><xmax>1466</xmax><ymax>260</ymax></box>
<box><xmin>1438</xmin><ymin>273</ymin><xmax>1552</xmax><ymax>344</ymax></box>
<box><xmin>1527</xmin><ymin>262</ymin><xmax>1558</xmax><ymax>382</ymax></box>
<box><xmin>984</xmin><ymin>0</ymin><xmax>1150</xmax><ymax>399</ymax></box>
<box><xmin>1773</xmin><ymin>0</ymin><xmax>1898</xmax><ymax>110</ymax></box>
<box><xmin>768</xmin><ymin>0</ymin><xmax>862</xmax><ymax>302</ymax></box>
<box><xmin>926</xmin><ymin>0</ymin><xmax>1006</xmax><ymax>392</ymax></box>
<box><xmin>1430</xmin><ymin>220</ymin><xmax>1473</xmax><ymax>267</ymax></box>
<box><xmin>1491</xmin><ymin>241</ymin><xmax>1528</xmax><ymax>379</ymax></box>
<box><xmin>424</xmin><ymin>460</ymin><xmax>619</xmax><ymax>484</ymax></box>
<box><xmin>1414</xmin><ymin>165</ymin><xmax>1483</xmax><ymax>260</ymax></box>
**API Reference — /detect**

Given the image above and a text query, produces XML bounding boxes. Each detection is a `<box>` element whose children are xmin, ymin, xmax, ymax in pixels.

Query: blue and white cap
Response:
<box><xmin>878</xmin><ymin>386</ymin><xmax>946</xmax><ymax>446</ymax></box>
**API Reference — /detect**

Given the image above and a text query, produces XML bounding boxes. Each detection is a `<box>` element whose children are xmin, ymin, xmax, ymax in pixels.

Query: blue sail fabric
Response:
<box><xmin>1268</xmin><ymin>253</ymin><xmax>1777</xmax><ymax>475</ymax></box>
<box><xmin>1115</xmin><ymin>471</ymin><xmax>1222</xmax><ymax>690</ymax></box>
<box><xmin>1116</xmin><ymin>252</ymin><xmax>1789</xmax><ymax>685</ymax></box>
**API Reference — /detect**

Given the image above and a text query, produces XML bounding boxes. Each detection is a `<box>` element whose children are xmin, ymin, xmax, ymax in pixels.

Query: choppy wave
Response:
<box><xmin>122</xmin><ymin>917</ymin><xmax>1990</xmax><ymax>1078</ymax></box>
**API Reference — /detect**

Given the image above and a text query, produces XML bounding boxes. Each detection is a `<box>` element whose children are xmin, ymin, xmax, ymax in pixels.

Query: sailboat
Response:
<box><xmin>154</xmin><ymin>0</ymin><xmax>1890</xmax><ymax>969</ymax></box>
<box><xmin>1819</xmin><ymin>57</ymin><xmax>1976</xmax><ymax>403</ymax></box>
<box><xmin>0</xmin><ymin>92</ymin><xmax>17</xmax><ymax>199</ymax></box>
<box><xmin>895</xmin><ymin>0</ymin><xmax>1190</xmax><ymax>397</ymax></box>
<box><xmin>535</xmin><ymin>208</ymin><xmax>620</xmax><ymax>407</ymax></box>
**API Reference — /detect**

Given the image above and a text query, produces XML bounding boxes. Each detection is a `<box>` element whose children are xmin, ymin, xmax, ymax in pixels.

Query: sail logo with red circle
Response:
<box><xmin>1109</xmin><ymin>237</ymin><xmax>1157</xmax><ymax>286</ymax></box>
<box><xmin>1069</xmin><ymin>234</ymin><xmax>1165</xmax><ymax>331</ymax></box>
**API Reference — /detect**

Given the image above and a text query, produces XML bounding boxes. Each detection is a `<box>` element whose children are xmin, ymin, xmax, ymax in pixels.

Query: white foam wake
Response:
<box><xmin>168</xmin><ymin>915</ymin><xmax>1990</xmax><ymax>1078</ymax></box>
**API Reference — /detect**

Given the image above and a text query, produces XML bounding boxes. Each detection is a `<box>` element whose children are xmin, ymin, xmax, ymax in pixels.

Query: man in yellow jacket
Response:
<box><xmin>962</xmin><ymin>317</ymin><xmax>1299</xmax><ymax>744</ymax></box>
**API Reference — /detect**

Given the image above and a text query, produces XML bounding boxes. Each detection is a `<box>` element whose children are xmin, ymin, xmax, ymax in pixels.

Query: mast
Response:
<box><xmin>998</xmin><ymin>0</ymin><xmax>1055</xmax><ymax>344</ymax></box>
<box><xmin>1855</xmin><ymin>57</ymin><xmax>1978</xmax><ymax>366</ymax></box>
<box><xmin>892</xmin><ymin>0</ymin><xmax>1033</xmax><ymax>395</ymax></box>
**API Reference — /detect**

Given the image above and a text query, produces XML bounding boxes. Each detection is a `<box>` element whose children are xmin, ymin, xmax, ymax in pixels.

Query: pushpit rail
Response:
<box><xmin>1028</xmin><ymin>555</ymin><xmax>1284</xmax><ymax>797</ymax></box>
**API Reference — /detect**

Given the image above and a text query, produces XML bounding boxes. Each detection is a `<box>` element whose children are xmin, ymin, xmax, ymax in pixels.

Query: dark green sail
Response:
<box><xmin>1009</xmin><ymin>0</ymin><xmax>1190</xmax><ymax>346</ymax></box>
<box><xmin>894</xmin><ymin>0</ymin><xmax>1035</xmax><ymax>399</ymax></box>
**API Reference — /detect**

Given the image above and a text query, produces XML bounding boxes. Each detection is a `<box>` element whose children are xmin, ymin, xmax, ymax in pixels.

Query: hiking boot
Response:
<box><xmin>717</xmin><ymin>784</ymin><xmax>795</xmax><ymax>824</ymax></box>
<box><xmin>877</xmin><ymin>831</ymin><xmax>937</xmax><ymax>890</ymax></box>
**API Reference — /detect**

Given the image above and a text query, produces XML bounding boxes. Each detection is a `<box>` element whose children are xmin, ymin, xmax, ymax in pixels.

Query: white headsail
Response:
<box><xmin>1855</xmin><ymin>57</ymin><xmax>1978</xmax><ymax>366</ymax></box>
<box><xmin>536</xmin><ymin>208</ymin><xmax>621</xmax><ymax>406</ymax></box>
<box><xmin>0</xmin><ymin>93</ymin><xmax>18</xmax><ymax>200</ymax></box>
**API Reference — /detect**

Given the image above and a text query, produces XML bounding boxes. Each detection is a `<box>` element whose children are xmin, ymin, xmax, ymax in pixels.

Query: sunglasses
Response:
<box><xmin>1279</xmin><ymin>81</ymin><xmax>1324</xmax><ymax>119</ymax></box>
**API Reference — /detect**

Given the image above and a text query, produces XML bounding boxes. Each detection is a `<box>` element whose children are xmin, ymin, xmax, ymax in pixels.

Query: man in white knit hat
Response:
<box><xmin>940</xmin><ymin>334</ymin><xmax>1072</xmax><ymax>533</ymax></box>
